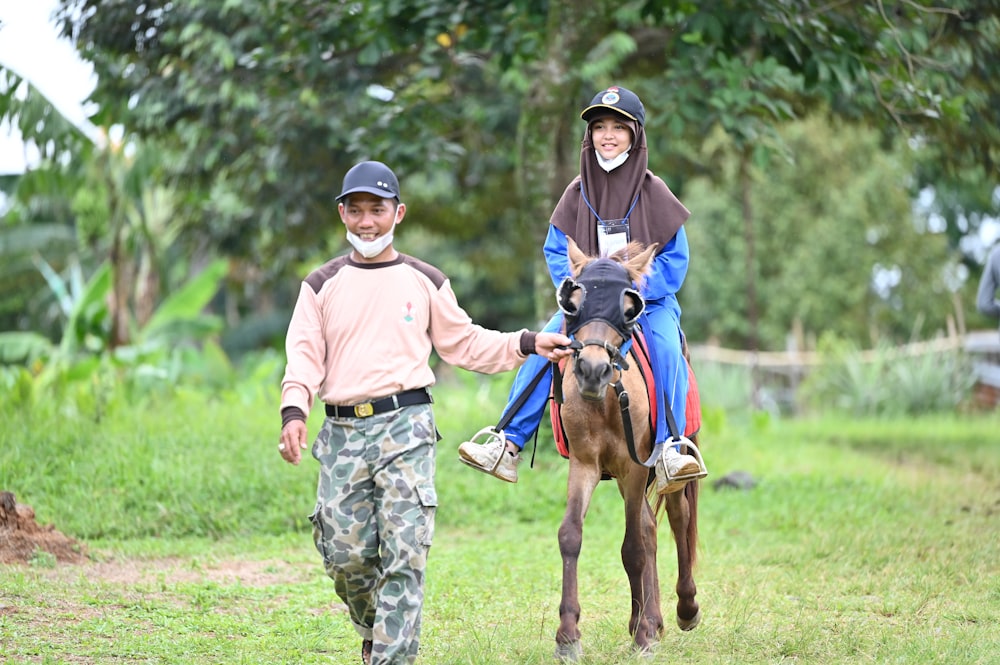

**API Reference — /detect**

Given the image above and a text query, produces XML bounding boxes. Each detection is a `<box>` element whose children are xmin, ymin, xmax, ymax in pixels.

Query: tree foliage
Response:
<box><xmin>682</xmin><ymin>114</ymin><xmax>959</xmax><ymax>349</ymax></box>
<box><xmin>56</xmin><ymin>0</ymin><xmax>1000</xmax><ymax>244</ymax></box>
<box><xmin>2</xmin><ymin>0</ymin><xmax>999</xmax><ymax>354</ymax></box>
<box><xmin>57</xmin><ymin>0</ymin><xmax>544</xmax><ymax>272</ymax></box>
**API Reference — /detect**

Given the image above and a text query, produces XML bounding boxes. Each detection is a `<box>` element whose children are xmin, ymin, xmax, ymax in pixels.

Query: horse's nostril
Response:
<box><xmin>575</xmin><ymin>357</ymin><xmax>612</xmax><ymax>386</ymax></box>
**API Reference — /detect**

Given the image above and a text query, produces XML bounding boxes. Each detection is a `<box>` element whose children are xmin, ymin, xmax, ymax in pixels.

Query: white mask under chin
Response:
<box><xmin>346</xmin><ymin>230</ymin><xmax>394</xmax><ymax>259</ymax></box>
<box><xmin>595</xmin><ymin>146</ymin><xmax>631</xmax><ymax>172</ymax></box>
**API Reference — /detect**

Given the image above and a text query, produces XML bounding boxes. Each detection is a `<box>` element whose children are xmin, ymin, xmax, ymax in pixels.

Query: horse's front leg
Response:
<box><xmin>621</xmin><ymin>472</ymin><xmax>663</xmax><ymax>653</ymax></box>
<box><xmin>556</xmin><ymin>462</ymin><xmax>601</xmax><ymax>662</ymax></box>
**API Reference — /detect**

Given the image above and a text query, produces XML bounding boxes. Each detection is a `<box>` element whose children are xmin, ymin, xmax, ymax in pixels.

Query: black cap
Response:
<box><xmin>336</xmin><ymin>161</ymin><xmax>400</xmax><ymax>202</ymax></box>
<box><xmin>580</xmin><ymin>86</ymin><xmax>645</xmax><ymax>127</ymax></box>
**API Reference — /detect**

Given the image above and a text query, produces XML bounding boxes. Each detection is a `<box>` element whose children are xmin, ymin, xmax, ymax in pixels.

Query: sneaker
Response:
<box><xmin>655</xmin><ymin>439</ymin><xmax>707</xmax><ymax>495</ymax></box>
<box><xmin>361</xmin><ymin>639</ymin><xmax>372</xmax><ymax>665</ymax></box>
<box><xmin>458</xmin><ymin>427</ymin><xmax>521</xmax><ymax>483</ymax></box>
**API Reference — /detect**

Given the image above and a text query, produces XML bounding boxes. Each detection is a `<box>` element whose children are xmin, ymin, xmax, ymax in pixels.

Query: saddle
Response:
<box><xmin>551</xmin><ymin>329</ymin><xmax>701</xmax><ymax>460</ymax></box>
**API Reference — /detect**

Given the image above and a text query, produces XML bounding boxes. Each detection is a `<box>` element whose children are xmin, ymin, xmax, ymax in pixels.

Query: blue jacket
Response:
<box><xmin>542</xmin><ymin>224</ymin><xmax>688</xmax><ymax>321</ymax></box>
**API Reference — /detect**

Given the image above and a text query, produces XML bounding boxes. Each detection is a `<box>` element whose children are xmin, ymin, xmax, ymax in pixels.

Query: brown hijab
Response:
<box><xmin>550</xmin><ymin>116</ymin><xmax>690</xmax><ymax>256</ymax></box>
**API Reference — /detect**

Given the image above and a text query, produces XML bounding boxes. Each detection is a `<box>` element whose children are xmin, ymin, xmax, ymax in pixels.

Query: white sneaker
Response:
<box><xmin>458</xmin><ymin>427</ymin><xmax>521</xmax><ymax>483</ymax></box>
<box><xmin>655</xmin><ymin>438</ymin><xmax>707</xmax><ymax>495</ymax></box>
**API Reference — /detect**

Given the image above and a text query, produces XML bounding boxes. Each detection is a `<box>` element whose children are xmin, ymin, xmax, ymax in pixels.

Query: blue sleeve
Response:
<box><xmin>641</xmin><ymin>226</ymin><xmax>689</xmax><ymax>300</ymax></box>
<box><xmin>543</xmin><ymin>225</ymin><xmax>571</xmax><ymax>289</ymax></box>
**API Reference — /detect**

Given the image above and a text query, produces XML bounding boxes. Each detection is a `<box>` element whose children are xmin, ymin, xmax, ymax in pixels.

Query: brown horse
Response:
<box><xmin>553</xmin><ymin>238</ymin><xmax>701</xmax><ymax>660</ymax></box>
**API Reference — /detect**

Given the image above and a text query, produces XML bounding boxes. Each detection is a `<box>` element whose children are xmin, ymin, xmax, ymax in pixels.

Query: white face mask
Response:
<box><xmin>595</xmin><ymin>145</ymin><xmax>631</xmax><ymax>172</ymax></box>
<box><xmin>346</xmin><ymin>229</ymin><xmax>394</xmax><ymax>259</ymax></box>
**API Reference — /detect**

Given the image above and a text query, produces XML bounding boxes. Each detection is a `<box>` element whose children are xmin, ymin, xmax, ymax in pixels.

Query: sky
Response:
<box><xmin>0</xmin><ymin>0</ymin><xmax>96</xmax><ymax>174</ymax></box>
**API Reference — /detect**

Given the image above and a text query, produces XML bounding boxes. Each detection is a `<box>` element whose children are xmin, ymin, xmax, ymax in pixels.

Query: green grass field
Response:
<box><xmin>2</xmin><ymin>371</ymin><xmax>999</xmax><ymax>664</ymax></box>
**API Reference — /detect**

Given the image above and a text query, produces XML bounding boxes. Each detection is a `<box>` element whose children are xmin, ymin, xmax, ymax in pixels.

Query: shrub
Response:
<box><xmin>799</xmin><ymin>334</ymin><xmax>976</xmax><ymax>416</ymax></box>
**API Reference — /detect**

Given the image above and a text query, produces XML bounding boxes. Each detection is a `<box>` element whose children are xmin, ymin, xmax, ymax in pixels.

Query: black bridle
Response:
<box><xmin>568</xmin><ymin>337</ymin><xmax>630</xmax><ymax>371</ymax></box>
<box><xmin>553</xmin><ymin>331</ymin><xmax>658</xmax><ymax>468</ymax></box>
<box><xmin>499</xmin><ymin>256</ymin><xmax>668</xmax><ymax>469</ymax></box>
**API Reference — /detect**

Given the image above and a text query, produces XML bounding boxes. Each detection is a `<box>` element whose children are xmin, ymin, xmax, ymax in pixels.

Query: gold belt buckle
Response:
<box><xmin>354</xmin><ymin>403</ymin><xmax>375</xmax><ymax>417</ymax></box>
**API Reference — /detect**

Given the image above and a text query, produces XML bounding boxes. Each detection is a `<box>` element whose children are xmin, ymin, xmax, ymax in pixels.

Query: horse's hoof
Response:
<box><xmin>677</xmin><ymin>608</ymin><xmax>702</xmax><ymax>631</ymax></box>
<box><xmin>554</xmin><ymin>640</ymin><xmax>583</xmax><ymax>662</ymax></box>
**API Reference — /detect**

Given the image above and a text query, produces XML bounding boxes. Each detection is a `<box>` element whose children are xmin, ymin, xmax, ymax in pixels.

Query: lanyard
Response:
<box><xmin>579</xmin><ymin>181</ymin><xmax>641</xmax><ymax>225</ymax></box>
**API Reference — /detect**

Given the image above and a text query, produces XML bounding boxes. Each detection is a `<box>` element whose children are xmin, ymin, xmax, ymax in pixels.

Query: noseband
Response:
<box><xmin>567</xmin><ymin>337</ymin><xmax>630</xmax><ymax>371</ymax></box>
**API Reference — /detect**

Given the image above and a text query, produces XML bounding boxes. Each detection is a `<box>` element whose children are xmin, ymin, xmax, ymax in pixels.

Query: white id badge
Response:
<box><xmin>598</xmin><ymin>219</ymin><xmax>629</xmax><ymax>256</ymax></box>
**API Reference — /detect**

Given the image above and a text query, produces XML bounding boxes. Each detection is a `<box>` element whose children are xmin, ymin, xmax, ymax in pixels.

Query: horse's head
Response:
<box><xmin>556</xmin><ymin>238</ymin><xmax>658</xmax><ymax>401</ymax></box>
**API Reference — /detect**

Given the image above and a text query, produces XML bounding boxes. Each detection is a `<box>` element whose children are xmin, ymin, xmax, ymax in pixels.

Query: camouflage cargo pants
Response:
<box><xmin>309</xmin><ymin>404</ymin><xmax>438</xmax><ymax>665</ymax></box>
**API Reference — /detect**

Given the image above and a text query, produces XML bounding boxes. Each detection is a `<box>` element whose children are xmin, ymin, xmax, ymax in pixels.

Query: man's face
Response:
<box><xmin>590</xmin><ymin>115</ymin><xmax>633</xmax><ymax>161</ymax></box>
<box><xmin>339</xmin><ymin>192</ymin><xmax>403</xmax><ymax>240</ymax></box>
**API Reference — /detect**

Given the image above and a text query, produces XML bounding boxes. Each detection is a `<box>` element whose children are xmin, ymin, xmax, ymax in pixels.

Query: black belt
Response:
<box><xmin>325</xmin><ymin>388</ymin><xmax>433</xmax><ymax>419</ymax></box>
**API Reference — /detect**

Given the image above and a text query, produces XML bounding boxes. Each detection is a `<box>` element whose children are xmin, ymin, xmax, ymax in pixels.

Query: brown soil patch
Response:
<box><xmin>39</xmin><ymin>556</ymin><xmax>319</xmax><ymax>588</ymax></box>
<box><xmin>0</xmin><ymin>491</ymin><xmax>88</xmax><ymax>565</ymax></box>
<box><xmin>0</xmin><ymin>491</ymin><xmax>321</xmax><ymax>591</ymax></box>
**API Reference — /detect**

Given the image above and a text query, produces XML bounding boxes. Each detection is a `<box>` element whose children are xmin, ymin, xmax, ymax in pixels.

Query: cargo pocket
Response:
<box><xmin>415</xmin><ymin>483</ymin><xmax>438</xmax><ymax>548</ymax></box>
<box><xmin>311</xmin><ymin>420</ymin><xmax>333</xmax><ymax>462</ymax></box>
<box><xmin>308</xmin><ymin>504</ymin><xmax>332</xmax><ymax>562</ymax></box>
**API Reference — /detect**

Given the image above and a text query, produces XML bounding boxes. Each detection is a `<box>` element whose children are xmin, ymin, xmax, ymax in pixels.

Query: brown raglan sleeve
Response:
<box><xmin>280</xmin><ymin>282</ymin><xmax>327</xmax><ymax>424</ymax></box>
<box><xmin>427</xmin><ymin>278</ymin><xmax>533</xmax><ymax>373</ymax></box>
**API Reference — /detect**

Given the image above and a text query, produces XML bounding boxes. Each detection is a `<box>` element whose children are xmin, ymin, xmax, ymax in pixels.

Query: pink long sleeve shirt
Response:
<box><xmin>280</xmin><ymin>253</ymin><xmax>535</xmax><ymax>420</ymax></box>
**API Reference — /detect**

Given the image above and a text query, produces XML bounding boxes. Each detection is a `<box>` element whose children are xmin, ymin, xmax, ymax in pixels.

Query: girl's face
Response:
<box><xmin>590</xmin><ymin>115</ymin><xmax>633</xmax><ymax>161</ymax></box>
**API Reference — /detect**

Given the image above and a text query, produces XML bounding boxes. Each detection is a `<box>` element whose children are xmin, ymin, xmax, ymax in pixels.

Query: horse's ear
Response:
<box><xmin>622</xmin><ymin>288</ymin><xmax>645</xmax><ymax>327</ymax></box>
<box><xmin>624</xmin><ymin>242</ymin><xmax>659</xmax><ymax>283</ymax></box>
<box><xmin>567</xmin><ymin>237</ymin><xmax>590</xmax><ymax>277</ymax></box>
<box><xmin>557</xmin><ymin>277</ymin><xmax>583</xmax><ymax>317</ymax></box>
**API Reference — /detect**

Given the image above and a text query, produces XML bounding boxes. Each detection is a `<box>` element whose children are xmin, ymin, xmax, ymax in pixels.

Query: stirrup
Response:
<box><xmin>458</xmin><ymin>426</ymin><xmax>508</xmax><ymax>474</ymax></box>
<box><xmin>667</xmin><ymin>436</ymin><xmax>708</xmax><ymax>483</ymax></box>
<box><xmin>657</xmin><ymin>436</ymin><xmax>708</xmax><ymax>495</ymax></box>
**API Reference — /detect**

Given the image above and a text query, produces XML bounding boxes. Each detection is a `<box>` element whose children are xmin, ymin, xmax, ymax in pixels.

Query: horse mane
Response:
<box><xmin>566</xmin><ymin>238</ymin><xmax>660</xmax><ymax>286</ymax></box>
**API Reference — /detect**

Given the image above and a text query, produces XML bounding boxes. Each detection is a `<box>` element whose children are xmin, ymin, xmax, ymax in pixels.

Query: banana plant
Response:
<box><xmin>0</xmin><ymin>257</ymin><xmax>229</xmax><ymax>398</ymax></box>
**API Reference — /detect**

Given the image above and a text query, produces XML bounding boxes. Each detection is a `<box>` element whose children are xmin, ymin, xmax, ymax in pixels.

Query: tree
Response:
<box><xmin>682</xmin><ymin>114</ymin><xmax>959</xmax><ymax>350</ymax></box>
<box><xmin>61</xmin><ymin>0</ymin><xmax>997</xmax><ymax>268</ymax></box>
<box><xmin>6</xmin><ymin>0</ymin><xmax>995</xmax><ymax>335</ymax></box>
